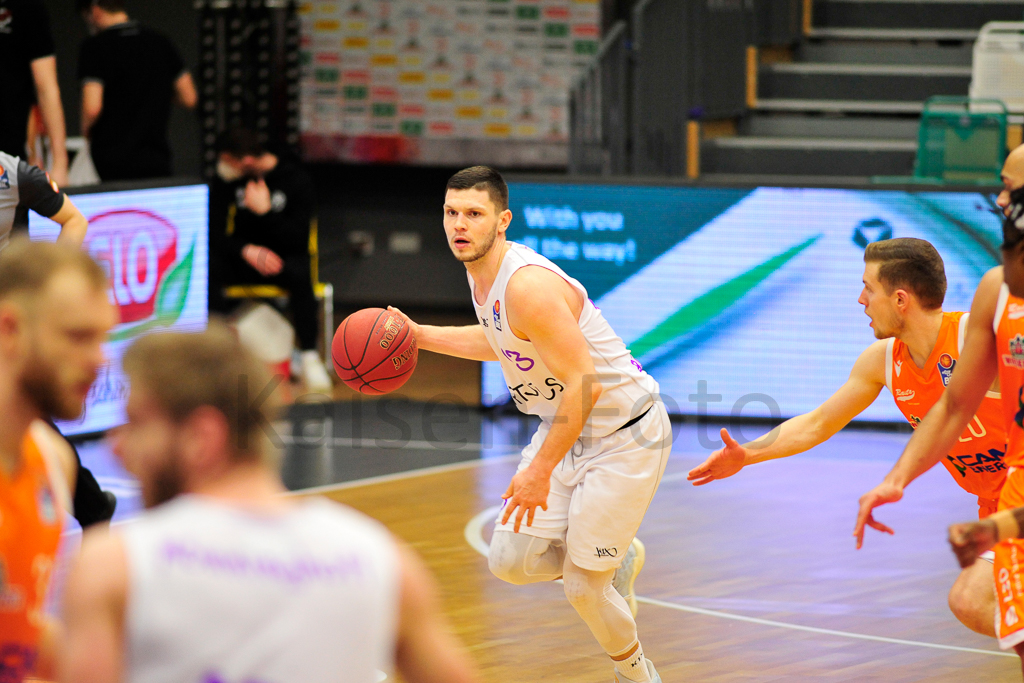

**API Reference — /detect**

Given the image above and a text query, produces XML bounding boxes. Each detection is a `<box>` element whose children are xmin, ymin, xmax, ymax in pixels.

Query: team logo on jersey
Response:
<box><xmin>492</xmin><ymin>300</ymin><xmax>502</xmax><ymax>331</ymax></box>
<box><xmin>1004</xmin><ymin>334</ymin><xmax>1024</xmax><ymax>369</ymax></box>
<box><xmin>937</xmin><ymin>353</ymin><xmax>956</xmax><ymax>387</ymax></box>
<box><xmin>1009</xmin><ymin>303</ymin><xmax>1024</xmax><ymax>321</ymax></box>
<box><xmin>894</xmin><ymin>359</ymin><xmax>903</xmax><ymax>377</ymax></box>
<box><xmin>503</xmin><ymin>349</ymin><xmax>535</xmax><ymax>371</ymax></box>
<box><xmin>0</xmin><ymin>165</ymin><xmax>9</xmax><ymax>190</ymax></box>
<box><xmin>908</xmin><ymin>414</ymin><xmax>922</xmax><ymax>429</ymax></box>
<box><xmin>595</xmin><ymin>547</ymin><xmax>618</xmax><ymax>559</ymax></box>
<box><xmin>895</xmin><ymin>388</ymin><xmax>916</xmax><ymax>402</ymax></box>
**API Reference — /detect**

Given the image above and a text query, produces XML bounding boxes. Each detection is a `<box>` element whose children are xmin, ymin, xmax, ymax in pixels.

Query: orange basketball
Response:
<box><xmin>332</xmin><ymin>308</ymin><xmax>418</xmax><ymax>395</ymax></box>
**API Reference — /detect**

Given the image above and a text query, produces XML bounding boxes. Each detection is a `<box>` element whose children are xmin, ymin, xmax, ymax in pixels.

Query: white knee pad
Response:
<box><xmin>488</xmin><ymin>531</ymin><xmax>565</xmax><ymax>585</ymax></box>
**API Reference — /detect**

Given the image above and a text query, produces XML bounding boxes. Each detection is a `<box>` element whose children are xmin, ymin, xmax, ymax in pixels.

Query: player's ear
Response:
<box><xmin>893</xmin><ymin>288</ymin><xmax>911</xmax><ymax>311</ymax></box>
<box><xmin>499</xmin><ymin>209</ymin><xmax>513</xmax><ymax>232</ymax></box>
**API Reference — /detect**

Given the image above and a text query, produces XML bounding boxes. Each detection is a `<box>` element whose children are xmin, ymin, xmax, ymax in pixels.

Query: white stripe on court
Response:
<box><xmin>464</xmin><ymin>505</ymin><xmax>1015</xmax><ymax>658</ymax></box>
<box><xmin>286</xmin><ymin>453</ymin><xmax>521</xmax><ymax>497</ymax></box>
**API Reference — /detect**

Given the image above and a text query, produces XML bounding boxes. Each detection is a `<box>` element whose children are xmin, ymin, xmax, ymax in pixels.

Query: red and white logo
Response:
<box><xmin>85</xmin><ymin>210</ymin><xmax>178</xmax><ymax>324</ymax></box>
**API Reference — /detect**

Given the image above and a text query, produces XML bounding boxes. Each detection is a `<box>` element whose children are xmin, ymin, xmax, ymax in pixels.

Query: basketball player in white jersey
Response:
<box><xmin>60</xmin><ymin>324</ymin><xmax>479</xmax><ymax>683</ymax></box>
<box><xmin>388</xmin><ymin>166</ymin><xmax>672</xmax><ymax>683</ymax></box>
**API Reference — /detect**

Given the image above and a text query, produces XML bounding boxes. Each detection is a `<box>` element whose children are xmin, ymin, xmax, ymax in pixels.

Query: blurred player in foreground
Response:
<box><xmin>61</xmin><ymin>324</ymin><xmax>478</xmax><ymax>683</ymax></box>
<box><xmin>390</xmin><ymin>166</ymin><xmax>671</xmax><ymax>683</ymax></box>
<box><xmin>855</xmin><ymin>145</ymin><xmax>1024</xmax><ymax>668</ymax></box>
<box><xmin>0</xmin><ymin>239</ymin><xmax>114</xmax><ymax>681</ymax></box>
<box><xmin>688</xmin><ymin>237</ymin><xmax>1006</xmax><ymax>635</ymax></box>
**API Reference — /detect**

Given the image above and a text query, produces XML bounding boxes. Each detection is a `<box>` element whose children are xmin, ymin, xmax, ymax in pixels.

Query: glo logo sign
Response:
<box><xmin>86</xmin><ymin>209</ymin><xmax>195</xmax><ymax>341</ymax></box>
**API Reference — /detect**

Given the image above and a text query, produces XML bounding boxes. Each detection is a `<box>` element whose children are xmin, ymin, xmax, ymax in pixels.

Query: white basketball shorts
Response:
<box><xmin>493</xmin><ymin>402</ymin><xmax>672</xmax><ymax>572</ymax></box>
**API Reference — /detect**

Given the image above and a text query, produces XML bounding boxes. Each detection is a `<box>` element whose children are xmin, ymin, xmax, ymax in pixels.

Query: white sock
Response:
<box><xmin>612</xmin><ymin>641</ymin><xmax>651</xmax><ymax>682</ymax></box>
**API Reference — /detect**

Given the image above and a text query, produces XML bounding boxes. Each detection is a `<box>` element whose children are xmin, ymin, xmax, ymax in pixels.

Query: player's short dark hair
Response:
<box><xmin>216</xmin><ymin>126</ymin><xmax>267</xmax><ymax>158</ymax></box>
<box><xmin>446</xmin><ymin>166</ymin><xmax>509</xmax><ymax>212</ymax></box>
<box><xmin>864</xmin><ymin>238</ymin><xmax>946</xmax><ymax>310</ymax></box>
<box><xmin>77</xmin><ymin>0</ymin><xmax>125</xmax><ymax>13</ymax></box>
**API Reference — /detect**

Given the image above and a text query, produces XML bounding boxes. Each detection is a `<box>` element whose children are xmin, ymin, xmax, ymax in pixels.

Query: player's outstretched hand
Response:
<box><xmin>948</xmin><ymin>519</ymin><xmax>998</xmax><ymax>569</ymax></box>
<box><xmin>501</xmin><ymin>465</ymin><xmax>550</xmax><ymax>534</ymax></box>
<box><xmin>387</xmin><ymin>306</ymin><xmax>421</xmax><ymax>339</ymax></box>
<box><xmin>687</xmin><ymin>427</ymin><xmax>746</xmax><ymax>485</ymax></box>
<box><xmin>853</xmin><ymin>482</ymin><xmax>902</xmax><ymax>549</ymax></box>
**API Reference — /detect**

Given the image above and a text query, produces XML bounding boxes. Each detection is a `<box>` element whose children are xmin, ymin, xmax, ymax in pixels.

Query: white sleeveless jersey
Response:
<box><xmin>120</xmin><ymin>495</ymin><xmax>400</xmax><ymax>683</ymax></box>
<box><xmin>470</xmin><ymin>242</ymin><xmax>658</xmax><ymax>437</ymax></box>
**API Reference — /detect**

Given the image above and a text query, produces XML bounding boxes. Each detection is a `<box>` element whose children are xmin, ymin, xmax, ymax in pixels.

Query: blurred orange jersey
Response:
<box><xmin>0</xmin><ymin>425</ymin><xmax>65</xmax><ymax>682</ymax></box>
<box><xmin>995</xmin><ymin>284</ymin><xmax>1024</xmax><ymax>468</ymax></box>
<box><xmin>886</xmin><ymin>311</ymin><xmax>1007</xmax><ymax>515</ymax></box>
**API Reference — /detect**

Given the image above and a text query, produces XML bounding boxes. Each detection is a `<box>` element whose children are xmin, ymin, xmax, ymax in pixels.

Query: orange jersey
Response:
<box><xmin>887</xmin><ymin>311</ymin><xmax>1007</xmax><ymax>512</ymax></box>
<box><xmin>0</xmin><ymin>426</ymin><xmax>65</xmax><ymax>682</ymax></box>
<box><xmin>995</xmin><ymin>284</ymin><xmax>1024</xmax><ymax>469</ymax></box>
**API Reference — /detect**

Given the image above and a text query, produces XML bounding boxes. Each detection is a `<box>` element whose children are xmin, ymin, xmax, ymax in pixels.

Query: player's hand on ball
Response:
<box><xmin>853</xmin><ymin>482</ymin><xmax>902</xmax><ymax>549</ymax></box>
<box><xmin>501</xmin><ymin>466</ymin><xmax>550</xmax><ymax>533</ymax></box>
<box><xmin>386</xmin><ymin>306</ymin><xmax>420</xmax><ymax>339</ymax></box>
<box><xmin>948</xmin><ymin>519</ymin><xmax>998</xmax><ymax>569</ymax></box>
<box><xmin>687</xmin><ymin>427</ymin><xmax>746</xmax><ymax>485</ymax></box>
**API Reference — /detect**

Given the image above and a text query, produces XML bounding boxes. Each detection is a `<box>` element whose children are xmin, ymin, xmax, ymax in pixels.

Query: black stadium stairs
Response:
<box><xmin>701</xmin><ymin>0</ymin><xmax>1023</xmax><ymax>181</ymax></box>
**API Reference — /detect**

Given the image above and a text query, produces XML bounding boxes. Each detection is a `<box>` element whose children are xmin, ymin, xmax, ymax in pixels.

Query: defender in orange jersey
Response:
<box><xmin>0</xmin><ymin>239</ymin><xmax>115</xmax><ymax>682</ymax></box>
<box><xmin>688</xmin><ymin>237</ymin><xmax>1006</xmax><ymax>636</ymax></box>
<box><xmin>855</xmin><ymin>144</ymin><xmax>1024</xmax><ymax>672</ymax></box>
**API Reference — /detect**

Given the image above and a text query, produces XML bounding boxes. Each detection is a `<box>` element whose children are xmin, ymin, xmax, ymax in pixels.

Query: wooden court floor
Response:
<box><xmin>310</xmin><ymin>426</ymin><xmax>1022</xmax><ymax>682</ymax></box>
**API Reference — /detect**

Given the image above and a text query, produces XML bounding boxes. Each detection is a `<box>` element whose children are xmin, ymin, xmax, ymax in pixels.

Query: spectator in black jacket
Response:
<box><xmin>209</xmin><ymin>127</ymin><xmax>331</xmax><ymax>392</ymax></box>
<box><xmin>77</xmin><ymin>0</ymin><xmax>196</xmax><ymax>181</ymax></box>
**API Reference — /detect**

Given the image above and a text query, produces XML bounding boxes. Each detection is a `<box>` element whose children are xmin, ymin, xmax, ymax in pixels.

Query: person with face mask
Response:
<box><xmin>208</xmin><ymin>126</ymin><xmax>331</xmax><ymax>392</ymax></box>
<box><xmin>0</xmin><ymin>239</ymin><xmax>117</xmax><ymax>682</ymax></box>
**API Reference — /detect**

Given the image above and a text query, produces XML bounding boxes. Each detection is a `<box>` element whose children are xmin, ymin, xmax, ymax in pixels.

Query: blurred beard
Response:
<box><xmin>144</xmin><ymin>448</ymin><xmax>186</xmax><ymax>509</ymax></box>
<box><xmin>19</xmin><ymin>348</ymin><xmax>88</xmax><ymax>420</ymax></box>
<box><xmin>453</xmin><ymin>224</ymin><xmax>499</xmax><ymax>263</ymax></box>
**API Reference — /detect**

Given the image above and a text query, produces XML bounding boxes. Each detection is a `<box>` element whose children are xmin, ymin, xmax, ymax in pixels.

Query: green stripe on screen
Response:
<box><xmin>629</xmin><ymin>234</ymin><xmax>822</xmax><ymax>359</ymax></box>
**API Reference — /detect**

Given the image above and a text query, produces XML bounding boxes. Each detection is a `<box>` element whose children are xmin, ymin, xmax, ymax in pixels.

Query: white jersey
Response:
<box><xmin>470</xmin><ymin>242</ymin><xmax>658</xmax><ymax>437</ymax></box>
<box><xmin>120</xmin><ymin>495</ymin><xmax>400</xmax><ymax>683</ymax></box>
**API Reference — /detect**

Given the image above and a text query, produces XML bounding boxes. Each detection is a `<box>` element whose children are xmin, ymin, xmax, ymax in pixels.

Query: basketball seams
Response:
<box><xmin>332</xmin><ymin>308</ymin><xmax>418</xmax><ymax>393</ymax></box>
<box><xmin>353</xmin><ymin>323</ymin><xmax>412</xmax><ymax>380</ymax></box>
<box><xmin>334</xmin><ymin>318</ymin><xmax>357</xmax><ymax>373</ymax></box>
<box><xmin>355</xmin><ymin>309</ymin><xmax>388</xmax><ymax>369</ymax></box>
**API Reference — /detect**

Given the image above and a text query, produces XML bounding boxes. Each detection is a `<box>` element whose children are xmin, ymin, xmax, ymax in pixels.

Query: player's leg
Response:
<box><xmin>947</xmin><ymin>553</ymin><xmax>996</xmax><ymax>637</ymax></box>
<box><xmin>563</xmin><ymin>404</ymin><xmax>672</xmax><ymax>682</ymax></box>
<box><xmin>488</xmin><ymin>434</ymin><xmax>574</xmax><ymax>585</ymax></box>
<box><xmin>562</xmin><ymin>558</ymin><xmax>659</xmax><ymax>682</ymax></box>
<box><xmin>488</xmin><ymin>531</ymin><xmax>566</xmax><ymax>584</ymax></box>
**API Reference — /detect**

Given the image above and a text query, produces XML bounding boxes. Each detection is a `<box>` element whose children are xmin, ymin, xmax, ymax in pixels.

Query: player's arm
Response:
<box><xmin>31</xmin><ymin>56</ymin><xmax>69</xmax><ymax>187</ymax></box>
<box><xmin>50</xmin><ymin>197</ymin><xmax>88</xmax><ymax>247</ymax></box>
<box><xmin>17</xmin><ymin>160</ymin><xmax>87</xmax><ymax>247</ymax></box>
<box><xmin>59</xmin><ymin>530</ymin><xmax>127</xmax><ymax>683</ymax></box>
<box><xmin>948</xmin><ymin>506</ymin><xmax>1024</xmax><ymax>569</ymax></box>
<box><xmin>854</xmin><ymin>268</ymin><xmax>1003</xmax><ymax>548</ymax></box>
<box><xmin>500</xmin><ymin>267</ymin><xmax>597</xmax><ymax>532</ymax></box>
<box><xmin>387</xmin><ymin>306</ymin><xmax>498</xmax><ymax>361</ymax></box>
<box><xmin>687</xmin><ymin>340</ymin><xmax>888</xmax><ymax>485</ymax></box>
<box><xmin>394</xmin><ymin>542</ymin><xmax>479</xmax><ymax>683</ymax></box>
